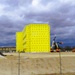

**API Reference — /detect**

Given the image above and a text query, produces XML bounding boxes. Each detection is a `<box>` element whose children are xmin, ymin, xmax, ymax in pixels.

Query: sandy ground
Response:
<box><xmin>0</xmin><ymin>52</ymin><xmax>75</xmax><ymax>75</ymax></box>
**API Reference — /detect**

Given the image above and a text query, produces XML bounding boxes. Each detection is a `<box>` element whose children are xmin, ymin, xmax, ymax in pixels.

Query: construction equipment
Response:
<box><xmin>51</xmin><ymin>36</ymin><xmax>63</xmax><ymax>52</ymax></box>
<box><xmin>0</xmin><ymin>51</ymin><xmax>7</xmax><ymax>56</ymax></box>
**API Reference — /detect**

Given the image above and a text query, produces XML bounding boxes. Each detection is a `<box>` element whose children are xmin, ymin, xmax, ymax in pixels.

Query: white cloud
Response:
<box><xmin>32</xmin><ymin>0</ymin><xmax>40</xmax><ymax>6</ymax></box>
<box><xmin>0</xmin><ymin>4</ymin><xmax>8</xmax><ymax>16</ymax></box>
<box><xmin>59</xmin><ymin>0</ymin><xmax>75</xmax><ymax>3</ymax></box>
<box><xmin>0</xmin><ymin>0</ymin><xmax>75</xmax><ymax>46</ymax></box>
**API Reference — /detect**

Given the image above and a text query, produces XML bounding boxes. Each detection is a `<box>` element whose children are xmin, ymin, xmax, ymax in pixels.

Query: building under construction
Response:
<box><xmin>16</xmin><ymin>23</ymin><xmax>50</xmax><ymax>52</ymax></box>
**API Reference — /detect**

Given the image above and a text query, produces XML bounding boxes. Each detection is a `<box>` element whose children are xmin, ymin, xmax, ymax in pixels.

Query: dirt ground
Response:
<box><xmin>0</xmin><ymin>52</ymin><xmax>75</xmax><ymax>75</ymax></box>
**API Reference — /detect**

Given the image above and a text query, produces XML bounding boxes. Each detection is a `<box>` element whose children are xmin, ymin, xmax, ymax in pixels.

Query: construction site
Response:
<box><xmin>0</xmin><ymin>23</ymin><xmax>75</xmax><ymax>75</ymax></box>
<box><xmin>0</xmin><ymin>52</ymin><xmax>75</xmax><ymax>75</ymax></box>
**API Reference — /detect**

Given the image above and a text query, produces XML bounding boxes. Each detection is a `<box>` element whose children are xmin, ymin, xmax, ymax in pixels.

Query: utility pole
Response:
<box><xmin>18</xmin><ymin>52</ymin><xmax>20</xmax><ymax>75</ymax></box>
<box><xmin>59</xmin><ymin>50</ymin><xmax>62</xmax><ymax>75</ymax></box>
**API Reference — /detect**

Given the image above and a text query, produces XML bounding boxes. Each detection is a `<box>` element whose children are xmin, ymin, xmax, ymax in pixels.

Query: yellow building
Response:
<box><xmin>16</xmin><ymin>32</ymin><xmax>23</xmax><ymax>52</ymax></box>
<box><xmin>16</xmin><ymin>23</ymin><xmax>50</xmax><ymax>52</ymax></box>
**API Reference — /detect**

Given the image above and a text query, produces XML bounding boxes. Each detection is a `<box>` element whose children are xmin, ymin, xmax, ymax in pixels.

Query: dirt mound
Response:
<box><xmin>0</xmin><ymin>52</ymin><xmax>75</xmax><ymax>75</ymax></box>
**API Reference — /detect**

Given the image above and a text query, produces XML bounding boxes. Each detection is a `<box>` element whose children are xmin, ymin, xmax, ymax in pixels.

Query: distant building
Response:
<box><xmin>16</xmin><ymin>23</ymin><xmax>50</xmax><ymax>52</ymax></box>
<box><xmin>0</xmin><ymin>47</ymin><xmax>16</xmax><ymax>52</ymax></box>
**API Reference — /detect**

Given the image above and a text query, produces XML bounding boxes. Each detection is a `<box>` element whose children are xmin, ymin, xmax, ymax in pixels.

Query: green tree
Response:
<box><xmin>64</xmin><ymin>46</ymin><xmax>72</xmax><ymax>51</ymax></box>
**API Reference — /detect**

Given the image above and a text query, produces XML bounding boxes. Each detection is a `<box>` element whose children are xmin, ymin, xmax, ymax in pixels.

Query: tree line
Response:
<box><xmin>60</xmin><ymin>46</ymin><xmax>75</xmax><ymax>52</ymax></box>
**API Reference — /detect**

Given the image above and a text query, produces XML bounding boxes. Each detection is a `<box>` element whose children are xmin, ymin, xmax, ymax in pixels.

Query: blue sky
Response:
<box><xmin>0</xmin><ymin>0</ymin><xmax>75</xmax><ymax>47</ymax></box>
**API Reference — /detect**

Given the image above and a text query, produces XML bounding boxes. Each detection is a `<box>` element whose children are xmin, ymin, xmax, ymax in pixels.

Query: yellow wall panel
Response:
<box><xmin>16</xmin><ymin>32</ymin><xmax>23</xmax><ymax>52</ymax></box>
